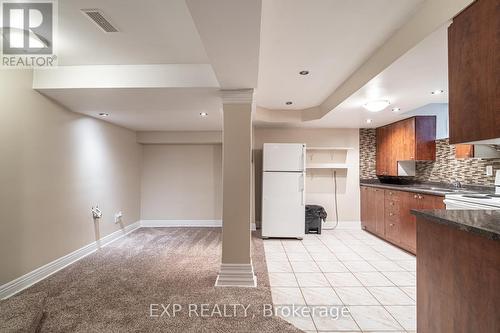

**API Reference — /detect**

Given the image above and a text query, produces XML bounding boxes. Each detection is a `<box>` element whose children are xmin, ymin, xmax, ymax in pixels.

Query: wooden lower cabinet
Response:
<box><xmin>374</xmin><ymin>189</ymin><xmax>385</xmax><ymax>236</ymax></box>
<box><xmin>399</xmin><ymin>192</ymin><xmax>418</xmax><ymax>253</ymax></box>
<box><xmin>360</xmin><ymin>186</ymin><xmax>371</xmax><ymax>231</ymax></box>
<box><xmin>360</xmin><ymin>187</ymin><xmax>385</xmax><ymax>235</ymax></box>
<box><xmin>384</xmin><ymin>216</ymin><xmax>400</xmax><ymax>245</ymax></box>
<box><xmin>417</xmin><ymin>216</ymin><xmax>500</xmax><ymax>332</ymax></box>
<box><xmin>360</xmin><ymin>186</ymin><xmax>445</xmax><ymax>254</ymax></box>
<box><xmin>384</xmin><ymin>190</ymin><xmax>401</xmax><ymax>244</ymax></box>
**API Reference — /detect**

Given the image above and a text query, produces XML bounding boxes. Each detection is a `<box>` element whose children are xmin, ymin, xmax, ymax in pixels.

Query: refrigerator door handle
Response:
<box><xmin>299</xmin><ymin>173</ymin><xmax>305</xmax><ymax>205</ymax></box>
<box><xmin>302</xmin><ymin>145</ymin><xmax>306</xmax><ymax>171</ymax></box>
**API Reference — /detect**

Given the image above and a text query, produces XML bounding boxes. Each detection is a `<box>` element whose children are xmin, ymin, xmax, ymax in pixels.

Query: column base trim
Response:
<box><xmin>215</xmin><ymin>263</ymin><xmax>257</xmax><ymax>288</ymax></box>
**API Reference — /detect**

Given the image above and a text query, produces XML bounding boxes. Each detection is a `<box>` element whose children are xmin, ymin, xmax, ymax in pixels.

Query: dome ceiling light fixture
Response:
<box><xmin>299</xmin><ymin>70</ymin><xmax>309</xmax><ymax>75</ymax></box>
<box><xmin>285</xmin><ymin>101</ymin><xmax>293</xmax><ymax>105</ymax></box>
<box><xmin>431</xmin><ymin>89</ymin><xmax>445</xmax><ymax>95</ymax></box>
<box><xmin>363</xmin><ymin>100</ymin><xmax>390</xmax><ymax>112</ymax></box>
<box><xmin>199</xmin><ymin>112</ymin><xmax>208</xmax><ymax>117</ymax></box>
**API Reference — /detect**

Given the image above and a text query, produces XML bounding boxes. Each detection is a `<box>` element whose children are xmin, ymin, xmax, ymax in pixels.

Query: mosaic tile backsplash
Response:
<box><xmin>359</xmin><ymin>129</ymin><xmax>500</xmax><ymax>186</ymax></box>
<box><xmin>359</xmin><ymin>128</ymin><xmax>377</xmax><ymax>179</ymax></box>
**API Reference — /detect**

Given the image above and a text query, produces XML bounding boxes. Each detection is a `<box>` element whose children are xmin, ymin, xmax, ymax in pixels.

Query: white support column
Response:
<box><xmin>215</xmin><ymin>89</ymin><xmax>256</xmax><ymax>288</ymax></box>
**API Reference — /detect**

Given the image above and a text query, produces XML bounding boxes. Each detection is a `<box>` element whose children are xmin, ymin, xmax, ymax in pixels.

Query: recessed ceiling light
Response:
<box><xmin>200</xmin><ymin>112</ymin><xmax>208</xmax><ymax>117</ymax></box>
<box><xmin>392</xmin><ymin>107</ymin><xmax>401</xmax><ymax>112</ymax></box>
<box><xmin>98</xmin><ymin>112</ymin><xmax>109</xmax><ymax>117</ymax></box>
<box><xmin>299</xmin><ymin>70</ymin><xmax>309</xmax><ymax>75</ymax></box>
<box><xmin>285</xmin><ymin>101</ymin><xmax>293</xmax><ymax>105</ymax></box>
<box><xmin>366</xmin><ymin>119</ymin><xmax>373</xmax><ymax>124</ymax></box>
<box><xmin>363</xmin><ymin>100</ymin><xmax>390</xmax><ymax>112</ymax></box>
<box><xmin>431</xmin><ymin>89</ymin><xmax>444</xmax><ymax>95</ymax></box>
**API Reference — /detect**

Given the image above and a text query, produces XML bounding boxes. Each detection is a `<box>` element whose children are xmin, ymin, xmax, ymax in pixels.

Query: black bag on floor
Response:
<box><xmin>305</xmin><ymin>205</ymin><xmax>327</xmax><ymax>234</ymax></box>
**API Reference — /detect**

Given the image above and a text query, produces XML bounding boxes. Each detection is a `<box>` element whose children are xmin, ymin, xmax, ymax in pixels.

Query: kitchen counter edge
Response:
<box><xmin>411</xmin><ymin>209</ymin><xmax>500</xmax><ymax>241</ymax></box>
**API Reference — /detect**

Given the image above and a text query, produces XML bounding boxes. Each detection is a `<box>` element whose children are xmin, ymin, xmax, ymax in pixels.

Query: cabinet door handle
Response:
<box><xmin>389</xmin><ymin>223</ymin><xmax>394</xmax><ymax>227</ymax></box>
<box><xmin>390</xmin><ymin>202</ymin><xmax>394</xmax><ymax>206</ymax></box>
<box><xmin>389</xmin><ymin>213</ymin><xmax>394</xmax><ymax>216</ymax></box>
<box><xmin>414</xmin><ymin>194</ymin><xmax>418</xmax><ymax>199</ymax></box>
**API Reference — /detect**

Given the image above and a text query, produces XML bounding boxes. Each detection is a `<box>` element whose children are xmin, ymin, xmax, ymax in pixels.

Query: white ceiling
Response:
<box><xmin>40</xmin><ymin>88</ymin><xmax>222</xmax><ymax>131</ymax></box>
<box><xmin>299</xmin><ymin>24</ymin><xmax>449</xmax><ymax>128</ymax></box>
<box><xmin>34</xmin><ymin>0</ymin><xmax>450</xmax><ymax>131</ymax></box>
<box><xmin>57</xmin><ymin>0</ymin><xmax>209</xmax><ymax>65</ymax></box>
<box><xmin>186</xmin><ymin>0</ymin><xmax>262</xmax><ymax>89</ymax></box>
<box><xmin>256</xmin><ymin>0</ymin><xmax>423</xmax><ymax>110</ymax></box>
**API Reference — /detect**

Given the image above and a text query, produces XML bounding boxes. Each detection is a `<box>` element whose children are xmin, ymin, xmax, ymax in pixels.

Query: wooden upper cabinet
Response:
<box><xmin>376</xmin><ymin>126</ymin><xmax>389</xmax><ymax>176</ymax></box>
<box><xmin>393</xmin><ymin>118</ymin><xmax>415</xmax><ymax>161</ymax></box>
<box><xmin>414</xmin><ymin>116</ymin><xmax>437</xmax><ymax>161</ymax></box>
<box><xmin>377</xmin><ymin>125</ymin><xmax>399</xmax><ymax>176</ymax></box>
<box><xmin>376</xmin><ymin>116</ymin><xmax>436</xmax><ymax>176</ymax></box>
<box><xmin>448</xmin><ymin>0</ymin><xmax>500</xmax><ymax>144</ymax></box>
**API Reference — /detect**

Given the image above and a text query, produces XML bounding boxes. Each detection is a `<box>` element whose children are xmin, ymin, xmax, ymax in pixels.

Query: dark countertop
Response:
<box><xmin>411</xmin><ymin>209</ymin><xmax>500</xmax><ymax>241</ymax></box>
<box><xmin>359</xmin><ymin>179</ymin><xmax>494</xmax><ymax>197</ymax></box>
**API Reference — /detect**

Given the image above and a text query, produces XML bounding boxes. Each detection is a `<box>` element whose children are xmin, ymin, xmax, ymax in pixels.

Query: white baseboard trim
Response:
<box><xmin>1</xmin><ymin>219</ymin><xmax>257</xmax><ymax>299</ymax></box>
<box><xmin>215</xmin><ymin>262</ymin><xmax>257</xmax><ymax>288</ymax></box>
<box><xmin>0</xmin><ymin>221</ymin><xmax>141</xmax><ymax>300</ymax></box>
<box><xmin>323</xmin><ymin>221</ymin><xmax>361</xmax><ymax>230</ymax></box>
<box><xmin>141</xmin><ymin>220</ymin><xmax>257</xmax><ymax>231</ymax></box>
<box><xmin>140</xmin><ymin>219</ymin><xmax>222</xmax><ymax>227</ymax></box>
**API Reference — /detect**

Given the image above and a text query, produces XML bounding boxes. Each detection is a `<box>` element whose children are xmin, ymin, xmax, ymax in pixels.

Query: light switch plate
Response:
<box><xmin>486</xmin><ymin>165</ymin><xmax>493</xmax><ymax>176</ymax></box>
<box><xmin>114</xmin><ymin>211</ymin><xmax>123</xmax><ymax>224</ymax></box>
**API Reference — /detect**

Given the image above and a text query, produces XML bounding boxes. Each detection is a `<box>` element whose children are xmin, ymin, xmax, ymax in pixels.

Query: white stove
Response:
<box><xmin>444</xmin><ymin>193</ymin><xmax>500</xmax><ymax>210</ymax></box>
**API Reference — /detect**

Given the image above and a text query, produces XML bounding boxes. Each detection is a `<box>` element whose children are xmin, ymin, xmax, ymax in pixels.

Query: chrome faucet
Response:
<box><xmin>451</xmin><ymin>179</ymin><xmax>463</xmax><ymax>189</ymax></box>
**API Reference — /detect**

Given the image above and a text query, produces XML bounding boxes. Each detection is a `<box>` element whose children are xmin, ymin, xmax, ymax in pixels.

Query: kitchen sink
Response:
<box><xmin>414</xmin><ymin>186</ymin><xmax>474</xmax><ymax>194</ymax></box>
<box><xmin>415</xmin><ymin>186</ymin><xmax>450</xmax><ymax>191</ymax></box>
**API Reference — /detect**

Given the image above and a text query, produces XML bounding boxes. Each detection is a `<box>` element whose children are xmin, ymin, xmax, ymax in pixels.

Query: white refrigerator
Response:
<box><xmin>262</xmin><ymin>143</ymin><xmax>306</xmax><ymax>239</ymax></box>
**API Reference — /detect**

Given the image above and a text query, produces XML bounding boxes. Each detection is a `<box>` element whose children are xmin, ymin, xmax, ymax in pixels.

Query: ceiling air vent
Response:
<box><xmin>81</xmin><ymin>9</ymin><xmax>119</xmax><ymax>33</ymax></box>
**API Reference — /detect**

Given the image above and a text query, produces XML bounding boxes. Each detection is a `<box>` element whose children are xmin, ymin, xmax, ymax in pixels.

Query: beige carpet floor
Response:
<box><xmin>6</xmin><ymin>228</ymin><xmax>303</xmax><ymax>332</ymax></box>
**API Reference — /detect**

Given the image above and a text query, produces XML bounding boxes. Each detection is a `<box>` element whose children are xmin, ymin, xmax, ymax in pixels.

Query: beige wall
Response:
<box><xmin>254</xmin><ymin>127</ymin><xmax>360</xmax><ymax>223</ymax></box>
<box><xmin>140</xmin><ymin>144</ymin><xmax>222</xmax><ymax>220</ymax></box>
<box><xmin>0</xmin><ymin>70</ymin><xmax>142</xmax><ymax>285</ymax></box>
<box><xmin>137</xmin><ymin>131</ymin><xmax>222</xmax><ymax>144</ymax></box>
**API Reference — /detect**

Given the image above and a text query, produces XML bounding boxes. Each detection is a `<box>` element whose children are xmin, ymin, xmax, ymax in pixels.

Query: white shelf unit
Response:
<box><xmin>306</xmin><ymin>147</ymin><xmax>354</xmax><ymax>151</ymax></box>
<box><xmin>306</xmin><ymin>163</ymin><xmax>349</xmax><ymax>169</ymax></box>
<box><xmin>306</xmin><ymin>147</ymin><xmax>352</xmax><ymax>170</ymax></box>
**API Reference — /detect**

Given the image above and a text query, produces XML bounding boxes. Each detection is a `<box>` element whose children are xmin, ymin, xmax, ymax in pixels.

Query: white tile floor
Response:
<box><xmin>264</xmin><ymin>226</ymin><xmax>417</xmax><ymax>333</ymax></box>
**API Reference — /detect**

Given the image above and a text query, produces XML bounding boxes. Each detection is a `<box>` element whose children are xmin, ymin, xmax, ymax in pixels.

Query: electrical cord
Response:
<box><xmin>323</xmin><ymin>169</ymin><xmax>339</xmax><ymax>230</ymax></box>
<box><xmin>332</xmin><ymin>170</ymin><xmax>339</xmax><ymax>229</ymax></box>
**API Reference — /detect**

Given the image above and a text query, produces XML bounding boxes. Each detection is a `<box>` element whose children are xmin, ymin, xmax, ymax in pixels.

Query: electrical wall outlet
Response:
<box><xmin>486</xmin><ymin>165</ymin><xmax>493</xmax><ymax>176</ymax></box>
<box><xmin>114</xmin><ymin>211</ymin><xmax>123</xmax><ymax>224</ymax></box>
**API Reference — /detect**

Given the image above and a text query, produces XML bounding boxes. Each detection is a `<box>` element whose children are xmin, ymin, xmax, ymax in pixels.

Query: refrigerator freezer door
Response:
<box><xmin>263</xmin><ymin>143</ymin><xmax>305</xmax><ymax>172</ymax></box>
<box><xmin>262</xmin><ymin>172</ymin><xmax>305</xmax><ymax>238</ymax></box>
